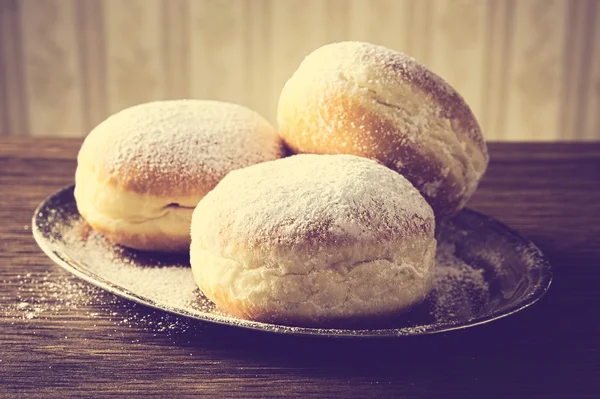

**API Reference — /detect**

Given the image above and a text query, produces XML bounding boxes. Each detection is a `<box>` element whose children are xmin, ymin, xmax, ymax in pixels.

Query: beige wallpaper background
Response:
<box><xmin>0</xmin><ymin>0</ymin><xmax>599</xmax><ymax>140</ymax></box>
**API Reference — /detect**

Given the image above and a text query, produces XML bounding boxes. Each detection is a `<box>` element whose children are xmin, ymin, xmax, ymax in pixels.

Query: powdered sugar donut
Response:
<box><xmin>278</xmin><ymin>41</ymin><xmax>489</xmax><ymax>218</ymax></box>
<box><xmin>190</xmin><ymin>154</ymin><xmax>436</xmax><ymax>327</ymax></box>
<box><xmin>75</xmin><ymin>100</ymin><xmax>284</xmax><ymax>252</ymax></box>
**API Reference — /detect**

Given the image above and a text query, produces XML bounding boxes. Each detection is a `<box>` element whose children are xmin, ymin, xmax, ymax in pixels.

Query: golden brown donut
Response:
<box><xmin>278</xmin><ymin>41</ymin><xmax>489</xmax><ymax>218</ymax></box>
<box><xmin>190</xmin><ymin>154</ymin><xmax>436</xmax><ymax>327</ymax></box>
<box><xmin>75</xmin><ymin>100</ymin><xmax>284</xmax><ymax>252</ymax></box>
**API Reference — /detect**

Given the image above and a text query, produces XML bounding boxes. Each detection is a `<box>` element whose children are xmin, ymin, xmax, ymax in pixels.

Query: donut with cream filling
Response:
<box><xmin>75</xmin><ymin>100</ymin><xmax>284</xmax><ymax>252</ymax></box>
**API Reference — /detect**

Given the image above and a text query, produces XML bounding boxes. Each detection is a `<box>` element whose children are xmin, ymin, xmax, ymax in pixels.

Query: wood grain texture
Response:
<box><xmin>0</xmin><ymin>138</ymin><xmax>599</xmax><ymax>398</ymax></box>
<box><xmin>584</xmin><ymin>0</ymin><xmax>600</xmax><ymax>140</ymax></box>
<box><xmin>245</xmin><ymin>0</ymin><xmax>273</xmax><ymax>121</ymax></box>
<box><xmin>428</xmin><ymin>0</ymin><xmax>487</xmax><ymax>123</ymax></box>
<box><xmin>505</xmin><ymin>0</ymin><xmax>566</xmax><ymax>141</ymax></box>
<box><xmin>162</xmin><ymin>0</ymin><xmax>190</xmax><ymax>100</ymax></box>
<box><xmin>20</xmin><ymin>0</ymin><xmax>85</xmax><ymax>137</ymax></box>
<box><xmin>0</xmin><ymin>0</ymin><xmax>599</xmax><ymax>140</ymax></box>
<box><xmin>403</xmin><ymin>0</ymin><xmax>432</xmax><ymax>64</ymax></box>
<box><xmin>347</xmin><ymin>0</ymin><xmax>411</xmax><ymax>57</ymax></box>
<box><xmin>269</xmin><ymin>0</ymin><xmax>329</xmax><ymax>125</ymax></box>
<box><xmin>323</xmin><ymin>0</ymin><xmax>350</xmax><ymax>43</ymax></box>
<box><xmin>189</xmin><ymin>0</ymin><xmax>248</xmax><ymax>107</ymax></box>
<box><xmin>0</xmin><ymin>0</ymin><xmax>28</xmax><ymax>136</ymax></box>
<box><xmin>560</xmin><ymin>0</ymin><xmax>587</xmax><ymax>140</ymax></box>
<box><xmin>0</xmin><ymin>36</ymin><xmax>5</xmax><ymax>135</ymax></box>
<box><xmin>481</xmin><ymin>0</ymin><xmax>513</xmax><ymax>141</ymax></box>
<box><xmin>104</xmin><ymin>0</ymin><xmax>165</xmax><ymax>114</ymax></box>
<box><xmin>75</xmin><ymin>0</ymin><xmax>108</xmax><ymax>132</ymax></box>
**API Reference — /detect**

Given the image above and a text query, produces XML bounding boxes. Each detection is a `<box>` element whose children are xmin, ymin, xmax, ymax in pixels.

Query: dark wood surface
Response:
<box><xmin>1</xmin><ymin>138</ymin><xmax>599</xmax><ymax>398</ymax></box>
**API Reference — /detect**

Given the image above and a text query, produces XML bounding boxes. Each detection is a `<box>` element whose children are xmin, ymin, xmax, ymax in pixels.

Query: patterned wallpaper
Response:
<box><xmin>0</xmin><ymin>0</ymin><xmax>599</xmax><ymax>140</ymax></box>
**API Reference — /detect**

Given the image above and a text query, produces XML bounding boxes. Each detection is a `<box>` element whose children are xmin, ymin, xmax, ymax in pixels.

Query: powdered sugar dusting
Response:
<box><xmin>307</xmin><ymin>41</ymin><xmax>484</xmax><ymax>148</ymax></box>
<box><xmin>80</xmin><ymin>100</ymin><xmax>283</xmax><ymax>196</ymax></box>
<box><xmin>194</xmin><ymin>154</ymin><xmax>435</xmax><ymax>254</ymax></box>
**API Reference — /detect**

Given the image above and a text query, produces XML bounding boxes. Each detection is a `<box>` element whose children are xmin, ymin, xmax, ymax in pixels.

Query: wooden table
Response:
<box><xmin>1</xmin><ymin>138</ymin><xmax>599</xmax><ymax>398</ymax></box>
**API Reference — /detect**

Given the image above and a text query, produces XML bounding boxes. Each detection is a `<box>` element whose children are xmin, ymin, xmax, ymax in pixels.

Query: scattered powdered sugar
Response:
<box><xmin>428</xmin><ymin>242</ymin><xmax>490</xmax><ymax>322</ymax></box>
<box><xmin>62</xmin><ymin>230</ymin><xmax>198</xmax><ymax>310</ymax></box>
<box><xmin>7</xmin><ymin>271</ymin><xmax>116</xmax><ymax>319</ymax></box>
<box><xmin>27</xmin><ymin>191</ymin><xmax>501</xmax><ymax>337</ymax></box>
<box><xmin>4</xmin><ymin>269</ymin><xmax>200</xmax><ymax>337</ymax></box>
<box><xmin>53</xmin><ymin>216</ymin><xmax>220</xmax><ymax>318</ymax></box>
